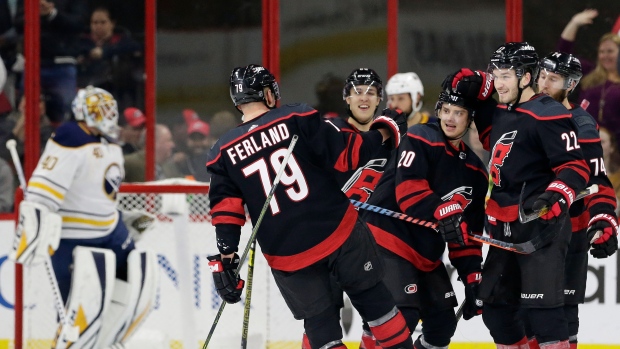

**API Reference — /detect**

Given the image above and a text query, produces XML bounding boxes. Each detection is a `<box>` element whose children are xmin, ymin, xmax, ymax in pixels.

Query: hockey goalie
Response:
<box><xmin>9</xmin><ymin>86</ymin><xmax>159</xmax><ymax>349</ymax></box>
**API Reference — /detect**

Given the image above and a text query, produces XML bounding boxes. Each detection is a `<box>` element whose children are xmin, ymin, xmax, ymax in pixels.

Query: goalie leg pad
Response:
<box><xmin>95</xmin><ymin>249</ymin><xmax>159</xmax><ymax>348</ymax></box>
<box><xmin>53</xmin><ymin>246</ymin><xmax>116</xmax><ymax>349</ymax></box>
<box><xmin>10</xmin><ymin>200</ymin><xmax>62</xmax><ymax>265</ymax></box>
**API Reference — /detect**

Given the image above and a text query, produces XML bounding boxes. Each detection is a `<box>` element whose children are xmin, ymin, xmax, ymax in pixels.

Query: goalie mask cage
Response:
<box><xmin>14</xmin><ymin>181</ymin><xmax>309</xmax><ymax>349</ymax></box>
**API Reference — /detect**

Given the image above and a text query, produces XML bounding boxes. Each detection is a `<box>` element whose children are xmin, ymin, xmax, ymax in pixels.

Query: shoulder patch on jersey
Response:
<box><xmin>571</xmin><ymin>108</ymin><xmax>599</xmax><ymax>140</ymax></box>
<box><xmin>52</xmin><ymin>122</ymin><xmax>100</xmax><ymax>148</ymax></box>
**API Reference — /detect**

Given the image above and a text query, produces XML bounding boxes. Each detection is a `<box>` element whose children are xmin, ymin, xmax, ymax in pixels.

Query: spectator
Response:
<box><xmin>600</xmin><ymin>126</ymin><xmax>620</xmax><ymax>213</ymax></box>
<box><xmin>124</xmin><ymin>124</ymin><xmax>178</xmax><ymax>182</ymax></box>
<box><xmin>14</xmin><ymin>0</ymin><xmax>89</xmax><ymax>123</ymax></box>
<box><xmin>0</xmin><ymin>93</ymin><xmax>55</xmax><ymax>164</ymax></box>
<box><xmin>558</xmin><ymin>9</ymin><xmax>620</xmax><ymax>145</ymax></box>
<box><xmin>0</xmin><ymin>157</ymin><xmax>15</xmax><ymax>212</ymax></box>
<box><xmin>119</xmin><ymin>107</ymin><xmax>145</xmax><ymax>155</ymax></box>
<box><xmin>209</xmin><ymin>109</ymin><xmax>238</xmax><ymax>144</ymax></box>
<box><xmin>163</xmin><ymin>119</ymin><xmax>211</xmax><ymax>182</ymax></box>
<box><xmin>77</xmin><ymin>6</ymin><xmax>143</xmax><ymax>111</ymax></box>
<box><xmin>169</xmin><ymin>108</ymin><xmax>199</xmax><ymax>157</ymax></box>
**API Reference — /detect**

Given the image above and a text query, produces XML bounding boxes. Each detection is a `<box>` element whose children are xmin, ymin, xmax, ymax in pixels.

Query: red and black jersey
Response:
<box><xmin>475</xmin><ymin>95</ymin><xmax>590</xmax><ymax>222</ymax></box>
<box><xmin>361</xmin><ymin>123</ymin><xmax>488</xmax><ymax>278</ymax></box>
<box><xmin>206</xmin><ymin>103</ymin><xmax>386</xmax><ymax>272</ymax></box>
<box><xmin>327</xmin><ymin>117</ymin><xmax>394</xmax><ymax>203</ymax></box>
<box><xmin>567</xmin><ymin>105</ymin><xmax>617</xmax><ymax>232</ymax></box>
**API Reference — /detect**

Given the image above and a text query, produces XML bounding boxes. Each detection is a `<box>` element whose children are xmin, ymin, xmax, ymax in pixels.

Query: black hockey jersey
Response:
<box><xmin>476</xmin><ymin>95</ymin><xmax>590</xmax><ymax>222</ymax></box>
<box><xmin>568</xmin><ymin>105</ymin><xmax>617</xmax><ymax>231</ymax></box>
<box><xmin>361</xmin><ymin>123</ymin><xmax>488</xmax><ymax>277</ymax></box>
<box><xmin>327</xmin><ymin>116</ymin><xmax>394</xmax><ymax>203</ymax></box>
<box><xmin>207</xmin><ymin>103</ymin><xmax>386</xmax><ymax>272</ymax></box>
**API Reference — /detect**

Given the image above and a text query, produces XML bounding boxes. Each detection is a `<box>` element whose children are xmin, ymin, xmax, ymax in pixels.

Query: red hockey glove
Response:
<box><xmin>532</xmin><ymin>181</ymin><xmax>574</xmax><ymax>224</ymax></box>
<box><xmin>441</xmin><ymin>68</ymin><xmax>494</xmax><ymax>101</ymax></box>
<box><xmin>207</xmin><ymin>253</ymin><xmax>245</xmax><ymax>304</ymax></box>
<box><xmin>434</xmin><ymin>201</ymin><xmax>468</xmax><ymax>246</ymax></box>
<box><xmin>462</xmin><ymin>272</ymin><xmax>483</xmax><ymax>320</ymax></box>
<box><xmin>587</xmin><ymin>213</ymin><xmax>619</xmax><ymax>259</ymax></box>
<box><xmin>370</xmin><ymin>110</ymin><xmax>405</xmax><ymax>149</ymax></box>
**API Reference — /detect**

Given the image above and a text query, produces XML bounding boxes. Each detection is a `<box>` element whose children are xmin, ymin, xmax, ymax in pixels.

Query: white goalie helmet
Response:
<box><xmin>385</xmin><ymin>72</ymin><xmax>424</xmax><ymax>113</ymax></box>
<box><xmin>72</xmin><ymin>86</ymin><xmax>120</xmax><ymax>139</ymax></box>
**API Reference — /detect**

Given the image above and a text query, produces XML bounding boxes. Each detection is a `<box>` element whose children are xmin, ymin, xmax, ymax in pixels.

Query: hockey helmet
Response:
<box><xmin>435</xmin><ymin>89</ymin><xmax>476</xmax><ymax>120</ymax></box>
<box><xmin>342</xmin><ymin>68</ymin><xmax>383</xmax><ymax>100</ymax></box>
<box><xmin>230</xmin><ymin>64</ymin><xmax>281</xmax><ymax>107</ymax></box>
<box><xmin>385</xmin><ymin>72</ymin><xmax>424</xmax><ymax>113</ymax></box>
<box><xmin>488</xmin><ymin>42</ymin><xmax>539</xmax><ymax>83</ymax></box>
<box><xmin>72</xmin><ymin>86</ymin><xmax>120</xmax><ymax>139</ymax></box>
<box><xmin>538</xmin><ymin>52</ymin><xmax>583</xmax><ymax>90</ymax></box>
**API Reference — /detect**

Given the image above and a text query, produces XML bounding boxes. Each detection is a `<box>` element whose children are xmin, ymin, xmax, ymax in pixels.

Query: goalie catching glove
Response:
<box><xmin>208</xmin><ymin>253</ymin><xmax>244</xmax><ymax>304</ymax></box>
<box><xmin>434</xmin><ymin>201</ymin><xmax>468</xmax><ymax>246</ymax></box>
<box><xmin>441</xmin><ymin>68</ymin><xmax>494</xmax><ymax>101</ymax></box>
<box><xmin>370</xmin><ymin>108</ymin><xmax>407</xmax><ymax>149</ymax></box>
<box><xmin>586</xmin><ymin>213</ymin><xmax>619</xmax><ymax>259</ymax></box>
<box><xmin>461</xmin><ymin>272</ymin><xmax>483</xmax><ymax>320</ymax></box>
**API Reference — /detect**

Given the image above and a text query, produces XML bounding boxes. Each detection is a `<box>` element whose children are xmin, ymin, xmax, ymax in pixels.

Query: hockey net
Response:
<box><xmin>16</xmin><ymin>180</ymin><xmax>305</xmax><ymax>349</ymax></box>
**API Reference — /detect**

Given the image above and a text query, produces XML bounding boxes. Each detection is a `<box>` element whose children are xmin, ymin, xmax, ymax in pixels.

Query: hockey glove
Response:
<box><xmin>462</xmin><ymin>272</ymin><xmax>483</xmax><ymax>320</ymax></box>
<box><xmin>532</xmin><ymin>181</ymin><xmax>574</xmax><ymax>224</ymax></box>
<box><xmin>586</xmin><ymin>213</ymin><xmax>619</xmax><ymax>259</ymax></box>
<box><xmin>207</xmin><ymin>253</ymin><xmax>245</xmax><ymax>304</ymax></box>
<box><xmin>441</xmin><ymin>68</ymin><xmax>494</xmax><ymax>101</ymax></box>
<box><xmin>381</xmin><ymin>108</ymin><xmax>408</xmax><ymax>136</ymax></box>
<box><xmin>434</xmin><ymin>201</ymin><xmax>468</xmax><ymax>246</ymax></box>
<box><xmin>370</xmin><ymin>113</ymin><xmax>403</xmax><ymax>149</ymax></box>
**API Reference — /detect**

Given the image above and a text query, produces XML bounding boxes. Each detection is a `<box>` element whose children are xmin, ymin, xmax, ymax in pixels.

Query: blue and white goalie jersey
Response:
<box><xmin>26</xmin><ymin>122</ymin><xmax>124</xmax><ymax>239</ymax></box>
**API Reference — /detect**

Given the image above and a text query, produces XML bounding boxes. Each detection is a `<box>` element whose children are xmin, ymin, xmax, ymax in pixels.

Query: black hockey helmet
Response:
<box><xmin>435</xmin><ymin>89</ymin><xmax>476</xmax><ymax>120</ymax></box>
<box><xmin>538</xmin><ymin>52</ymin><xmax>583</xmax><ymax>90</ymax></box>
<box><xmin>229</xmin><ymin>64</ymin><xmax>281</xmax><ymax>107</ymax></box>
<box><xmin>342</xmin><ymin>68</ymin><xmax>384</xmax><ymax>100</ymax></box>
<box><xmin>488</xmin><ymin>42</ymin><xmax>539</xmax><ymax>84</ymax></box>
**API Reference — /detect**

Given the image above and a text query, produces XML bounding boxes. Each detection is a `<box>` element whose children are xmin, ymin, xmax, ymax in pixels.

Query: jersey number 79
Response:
<box><xmin>241</xmin><ymin>148</ymin><xmax>309</xmax><ymax>215</ymax></box>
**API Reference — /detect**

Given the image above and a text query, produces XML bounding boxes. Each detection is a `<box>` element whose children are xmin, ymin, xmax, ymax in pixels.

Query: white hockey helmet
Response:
<box><xmin>72</xmin><ymin>86</ymin><xmax>120</xmax><ymax>139</ymax></box>
<box><xmin>385</xmin><ymin>72</ymin><xmax>424</xmax><ymax>113</ymax></box>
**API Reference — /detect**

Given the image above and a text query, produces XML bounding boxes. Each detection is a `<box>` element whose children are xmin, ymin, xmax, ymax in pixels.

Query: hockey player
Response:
<box><xmin>520</xmin><ymin>52</ymin><xmax>618</xmax><ymax>349</ymax></box>
<box><xmin>207</xmin><ymin>64</ymin><xmax>413</xmax><ymax>349</ymax></box>
<box><xmin>444</xmin><ymin>42</ymin><xmax>590</xmax><ymax>349</ymax></box>
<box><xmin>360</xmin><ymin>87</ymin><xmax>488</xmax><ymax>349</ymax></box>
<box><xmin>10</xmin><ymin>86</ymin><xmax>158</xmax><ymax>349</ymax></box>
<box><xmin>385</xmin><ymin>72</ymin><xmax>435</xmax><ymax>127</ymax></box>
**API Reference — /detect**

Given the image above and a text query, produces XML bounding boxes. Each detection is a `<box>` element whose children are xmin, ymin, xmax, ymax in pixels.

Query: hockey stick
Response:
<box><xmin>240</xmin><ymin>239</ymin><xmax>257</xmax><ymax>348</ymax></box>
<box><xmin>203</xmin><ymin>134</ymin><xmax>299</xmax><ymax>349</ymax></box>
<box><xmin>351</xmin><ymin>199</ymin><xmax>561</xmax><ymax>254</ymax></box>
<box><xmin>6</xmin><ymin>139</ymin><xmax>79</xmax><ymax>342</ymax></box>
<box><xmin>518</xmin><ymin>183</ymin><xmax>599</xmax><ymax>223</ymax></box>
<box><xmin>455</xmin><ymin>299</ymin><xmax>465</xmax><ymax>322</ymax></box>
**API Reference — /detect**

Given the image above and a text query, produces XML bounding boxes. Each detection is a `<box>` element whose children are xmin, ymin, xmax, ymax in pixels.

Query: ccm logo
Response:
<box><xmin>521</xmin><ymin>293</ymin><xmax>544</xmax><ymax>299</ymax></box>
<box><xmin>445</xmin><ymin>291</ymin><xmax>455</xmax><ymax>298</ymax></box>
<box><xmin>404</xmin><ymin>284</ymin><xmax>417</xmax><ymax>294</ymax></box>
<box><xmin>439</xmin><ymin>204</ymin><xmax>460</xmax><ymax>216</ymax></box>
<box><xmin>208</xmin><ymin>262</ymin><xmax>222</xmax><ymax>272</ymax></box>
<box><xmin>564</xmin><ymin>289</ymin><xmax>575</xmax><ymax>295</ymax></box>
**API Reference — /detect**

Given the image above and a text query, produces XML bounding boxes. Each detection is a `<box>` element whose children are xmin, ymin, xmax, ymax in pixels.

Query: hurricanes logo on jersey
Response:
<box><xmin>441</xmin><ymin>186</ymin><xmax>473</xmax><ymax>209</ymax></box>
<box><xmin>342</xmin><ymin>158</ymin><xmax>387</xmax><ymax>203</ymax></box>
<box><xmin>489</xmin><ymin>131</ymin><xmax>517</xmax><ymax>186</ymax></box>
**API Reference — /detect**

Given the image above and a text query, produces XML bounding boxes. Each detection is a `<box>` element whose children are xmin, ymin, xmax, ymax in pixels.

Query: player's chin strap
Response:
<box><xmin>507</xmin><ymin>75</ymin><xmax>532</xmax><ymax>112</ymax></box>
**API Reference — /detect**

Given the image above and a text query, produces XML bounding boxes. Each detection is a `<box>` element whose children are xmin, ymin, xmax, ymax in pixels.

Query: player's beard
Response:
<box><xmin>546</xmin><ymin>89</ymin><xmax>568</xmax><ymax>103</ymax></box>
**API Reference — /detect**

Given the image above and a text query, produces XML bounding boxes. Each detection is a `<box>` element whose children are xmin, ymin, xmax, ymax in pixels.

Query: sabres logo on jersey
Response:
<box><xmin>441</xmin><ymin>186</ymin><xmax>473</xmax><ymax>209</ymax></box>
<box><xmin>489</xmin><ymin>131</ymin><xmax>517</xmax><ymax>186</ymax></box>
<box><xmin>341</xmin><ymin>158</ymin><xmax>387</xmax><ymax>203</ymax></box>
<box><xmin>104</xmin><ymin>163</ymin><xmax>123</xmax><ymax>200</ymax></box>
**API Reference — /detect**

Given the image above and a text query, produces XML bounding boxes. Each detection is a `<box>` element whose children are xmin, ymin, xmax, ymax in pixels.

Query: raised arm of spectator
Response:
<box><xmin>558</xmin><ymin>9</ymin><xmax>598</xmax><ymax>52</ymax></box>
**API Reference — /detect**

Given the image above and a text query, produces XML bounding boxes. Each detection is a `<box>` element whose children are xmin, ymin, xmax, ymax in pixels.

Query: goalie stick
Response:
<box><xmin>350</xmin><ymin>189</ymin><xmax>592</xmax><ymax>254</ymax></box>
<box><xmin>203</xmin><ymin>135</ymin><xmax>299</xmax><ymax>349</ymax></box>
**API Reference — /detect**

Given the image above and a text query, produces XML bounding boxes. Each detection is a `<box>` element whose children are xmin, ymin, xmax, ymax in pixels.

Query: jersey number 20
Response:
<box><xmin>242</xmin><ymin>148</ymin><xmax>309</xmax><ymax>214</ymax></box>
